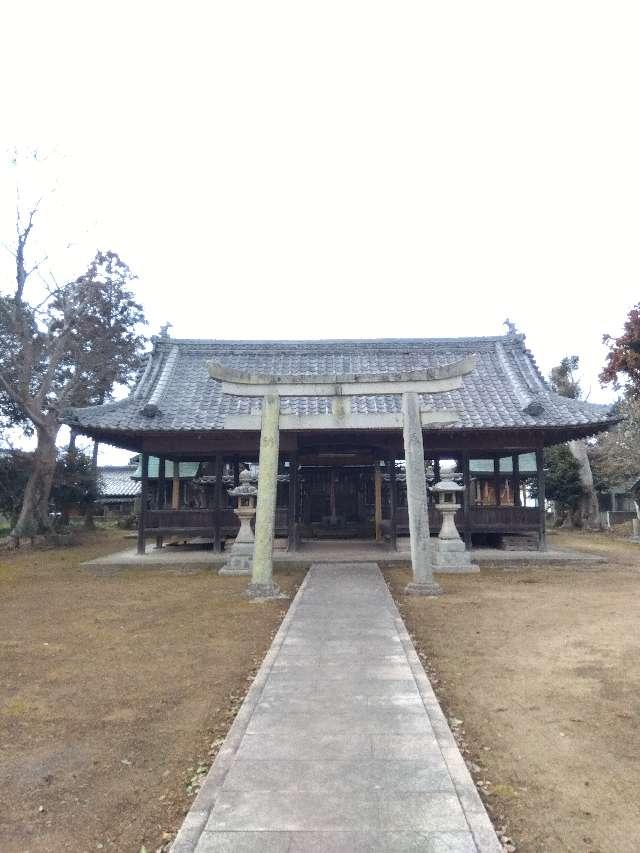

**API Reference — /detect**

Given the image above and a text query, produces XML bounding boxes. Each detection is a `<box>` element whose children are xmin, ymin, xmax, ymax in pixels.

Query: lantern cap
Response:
<box><xmin>228</xmin><ymin>482</ymin><xmax>257</xmax><ymax>498</ymax></box>
<box><xmin>430</xmin><ymin>479</ymin><xmax>464</xmax><ymax>493</ymax></box>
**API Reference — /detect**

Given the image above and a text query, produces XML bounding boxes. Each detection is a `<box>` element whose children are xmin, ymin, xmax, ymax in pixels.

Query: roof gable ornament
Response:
<box><xmin>503</xmin><ymin>318</ymin><xmax>518</xmax><ymax>336</ymax></box>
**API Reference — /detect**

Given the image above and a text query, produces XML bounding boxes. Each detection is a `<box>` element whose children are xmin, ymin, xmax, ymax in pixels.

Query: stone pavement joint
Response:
<box><xmin>171</xmin><ymin>563</ymin><xmax>502</xmax><ymax>853</ymax></box>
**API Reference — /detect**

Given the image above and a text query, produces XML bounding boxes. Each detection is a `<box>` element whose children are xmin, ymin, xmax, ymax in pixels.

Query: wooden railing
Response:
<box><xmin>143</xmin><ymin>507</ymin><xmax>290</xmax><ymax>536</ymax></box>
<box><xmin>143</xmin><ymin>505</ymin><xmax>540</xmax><ymax>539</ymax></box>
<box><xmin>387</xmin><ymin>505</ymin><xmax>538</xmax><ymax>535</ymax></box>
<box><xmin>468</xmin><ymin>506</ymin><xmax>538</xmax><ymax>530</ymax></box>
<box><xmin>392</xmin><ymin>507</ymin><xmax>463</xmax><ymax>530</ymax></box>
<box><xmin>144</xmin><ymin>509</ymin><xmax>215</xmax><ymax>535</ymax></box>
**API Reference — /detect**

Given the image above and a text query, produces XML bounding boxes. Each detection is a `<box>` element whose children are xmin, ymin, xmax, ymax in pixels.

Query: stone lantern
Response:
<box><xmin>219</xmin><ymin>470</ymin><xmax>258</xmax><ymax>575</ymax></box>
<box><xmin>430</xmin><ymin>480</ymin><xmax>479</xmax><ymax>573</ymax></box>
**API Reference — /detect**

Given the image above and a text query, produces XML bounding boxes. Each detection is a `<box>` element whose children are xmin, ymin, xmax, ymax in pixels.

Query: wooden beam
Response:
<box><xmin>513</xmin><ymin>453</ymin><xmax>521</xmax><ymax>507</ymax></box>
<box><xmin>374</xmin><ymin>461</ymin><xmax>383</xmax><ymax>543</ymax></box>
<box><xmin>171</xmin><ymin>461</ymin><xmax>180</xmax><ymax>510</ymax></box>
<box><xmin>536</xmin><ymin>448</ymin><xmax>546</xmax><ymax>550</ymax></box>
<box><xmin>156</xmin><ymin>455</ymin><xmax>166</xmax><ymax>550</ymax></box>
<box><xmin>142</xmin><ymin>431</ymin><xmax>297</xmax><ymax>455</ymax></box>
<box><xmin>288</xmin><ymin>452</ymin><xmax>298</xmax><ymax>552</ymax></box>
<box><xmin>213</xmin><ymin>453</ymin><xmax>224</xmax><ymax>553</ymax></box>
<box><xmin>137</xmin><ymin>452</ymin><xmax>148</xmax><ymax>555</ymax></box>
<box><xmin>329</xmin><ymin>467</ymin><xmax>337</xmax><ymax>523</ymax></box>
<box><xmin>462</xmin><ymin>451</ymin><xmax>472</xmax><ymax>551</ymax></box>
<box><xmin>388</xmin><ymin>457</ymin><xmax>397</xmax><ymax>551</ymax></box>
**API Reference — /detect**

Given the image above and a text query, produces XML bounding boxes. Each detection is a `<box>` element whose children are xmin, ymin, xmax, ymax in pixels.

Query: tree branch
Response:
<box><xmin>0</xmin><ymin>368</ymin><xmax>48</xmax><ymax>431</ymax></box>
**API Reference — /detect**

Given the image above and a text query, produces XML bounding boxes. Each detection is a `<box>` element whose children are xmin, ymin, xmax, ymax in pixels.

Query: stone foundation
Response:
<box><xmin>218</xmin><ymin>543</ymin><xmax>253</xmax><ymax>575</ymax></box>
<box><xmin>432</xmin><ymin>538</ymin><xmax>480</xmax><ymax>573</ymax></box>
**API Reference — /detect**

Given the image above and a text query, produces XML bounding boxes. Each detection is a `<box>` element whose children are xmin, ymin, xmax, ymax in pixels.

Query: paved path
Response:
<box><xmin>172</xmin><ymin>563</ymin><xmax>502</xmax><ymax>853</ymax></box>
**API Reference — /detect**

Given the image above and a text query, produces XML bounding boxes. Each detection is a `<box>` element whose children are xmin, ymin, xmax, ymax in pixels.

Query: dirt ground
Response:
<box><xmin>386</xmin><ymin>530</ymin><xmax>640</xmax><ymax>853</ymax></box>
<box><xmin>0</xmin><ymin>529</ymin><xmax>304</xmax><ymax>853</ymax></box>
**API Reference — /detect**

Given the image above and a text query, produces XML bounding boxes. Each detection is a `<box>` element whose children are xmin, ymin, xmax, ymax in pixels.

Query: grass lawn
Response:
<box><xmin>0</xmin><ymin>529</ymin><xmax>305</xmax><ymax>853</ymax></box>
<box><xmin>386</xmin><ymin>530</ymin><xmax>640</xmax><ymax>853</ymax></box>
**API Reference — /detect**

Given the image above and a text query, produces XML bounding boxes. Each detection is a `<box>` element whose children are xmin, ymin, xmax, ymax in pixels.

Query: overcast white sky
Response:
<box><xmin>1</xmin><ymin>2</ymin><xmax>638</xmax><ymax>464</ymax></box>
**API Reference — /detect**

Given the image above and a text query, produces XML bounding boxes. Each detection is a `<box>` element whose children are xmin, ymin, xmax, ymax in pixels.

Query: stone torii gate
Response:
<box><xmin>208</xmin><ymin>356</ymin><xmax>476</xmax><ymax>598</ymax></box>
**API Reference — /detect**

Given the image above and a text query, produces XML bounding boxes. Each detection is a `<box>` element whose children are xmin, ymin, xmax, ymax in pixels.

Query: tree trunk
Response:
<box><xmin>11</xmin><ymin>424</ymin><xmax>59</xmax><ymax>541</ymax></box>
<box><xmin>568</xmin><ymin>440</ymin><xmax>600</xmax><ymax>529</ymax></box>
<box><xmin>62</xmin><ymin>430</ymin><xmax>78</xmax><ymax>526</ymax></box>
<box><xmin>83</xmin><ymin>439</ymin><xmax>99</xmax><ymax>529</ymax></box>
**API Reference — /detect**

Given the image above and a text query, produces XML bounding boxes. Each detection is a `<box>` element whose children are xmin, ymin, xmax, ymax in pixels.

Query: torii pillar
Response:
<box><xmin>246</xmin><ymin>394</ymin><xmax>281</xmax><ymax>599</ymax></box>
<box><xmin>402</xmin><ymin>391</ymin><xmax>442</xmax><ymax>596</ymax></box>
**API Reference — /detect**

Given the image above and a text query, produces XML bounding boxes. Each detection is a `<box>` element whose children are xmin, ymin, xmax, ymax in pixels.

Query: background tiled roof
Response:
<box><xmin>66</xmin><ymin>335</ymin><xmax>616</xmax><ymax>435</ymax></box>
<box><xmin>97</xmin><ymin>466</ymin><xmax>140</xmax><ymax>498</ymax></box>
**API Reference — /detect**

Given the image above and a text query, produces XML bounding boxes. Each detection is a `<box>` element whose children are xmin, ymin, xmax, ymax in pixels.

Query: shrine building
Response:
<box><xmin>63</xmin><ymin>328</ymin><xmax>616</xmax><ymax>594</ymax></box>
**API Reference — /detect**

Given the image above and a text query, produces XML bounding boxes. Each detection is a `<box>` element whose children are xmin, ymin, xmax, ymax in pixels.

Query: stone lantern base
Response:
<box><xmin>218</xmin><ymin>544</ymin><xmax>253</xmax><ymax>575</ymax></box>
<box><xmin>429</xmin><ymin>481</ymin><xmax>479</xmax><ymax>574</ymax></box>
<box><xmin>432</xmin><ymin>536</ymin><xmax>480</xmax><ymax>573</ymax></box>
<box><xmin>219</xmin><ymin>505</ymin><xmax>256</xmax><ymax>576</ymax></box>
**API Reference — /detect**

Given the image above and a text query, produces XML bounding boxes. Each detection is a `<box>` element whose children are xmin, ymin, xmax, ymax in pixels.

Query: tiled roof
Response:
<box><xmin>65</xmin><ymin>334</ymin><xmax>617</xmax><ymax>436</ymax></box>
<box><xmin>97</xmin><ymin>466</ymin><xmax>140</xmax><ymax>498</ymax></box>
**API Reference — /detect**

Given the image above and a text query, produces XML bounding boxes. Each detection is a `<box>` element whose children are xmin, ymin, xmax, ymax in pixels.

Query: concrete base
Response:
<box><xmin>436</xmin><ymin>563</ymin><xmax>480</xmax><ymax>573</ymax></box>
<box><xmin>245</xmin><ymin>581</ymin><xmax>282</xmax><ymax>599</ymax></box>
<box><xmin>84</xmin><ymin>539</ymin><xmax>608</xmax><ymax>572</ymax></box>
<box><xmin>432</xmin><ymin>538</ymin><xmax>480</xmax><ymax>573</ymax></box>
<box><xmin>218</xmin><ymin>559</ymin><xmax>252</xmax><ymax>576</ymax></box>
<box><xmin>219</xmin><ymin>543</ymin><xmax>254</xmax><ymax>576</ymax></box>
<box><xmin>404</xmin><ymin>580</ymin><xmax>443</xmax><ymax>596</ymax></box>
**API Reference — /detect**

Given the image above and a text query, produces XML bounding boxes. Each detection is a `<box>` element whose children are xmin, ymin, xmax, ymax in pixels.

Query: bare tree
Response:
<box><xmin>0</xmin><ymin>204</ymin><xmax>146</xmax><ymax>542</ymax></box>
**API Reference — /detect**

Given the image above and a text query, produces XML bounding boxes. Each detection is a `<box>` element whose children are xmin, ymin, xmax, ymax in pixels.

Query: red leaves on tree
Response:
<box><xmin>600</xmin><ymin>303</ymin><xmax>640</xmax><ymax>396</ymax></box>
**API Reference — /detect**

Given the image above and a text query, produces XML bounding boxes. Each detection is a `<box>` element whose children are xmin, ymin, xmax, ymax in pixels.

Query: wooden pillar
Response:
<box><xmin>374</xmin><ymin>461</ymin><xmax>383</xmax><ymax>542</ymax></box>
<box><xmin>213</xmin><ymin>453</ymin><xmax>224</xmax><ymax>553</ymax></box>
<box><xmin>434</xmin><ymin>457</ymin><xmax>441</xmax><ymax>483</ymax></box>
<box><xmin>168</xmin><ymin>460</ymin><xmax>181</xmax><ymax>545</ymax></box>
<box><xmin>387</xmin><ymin>457</ymin><xmax>397</xmax><ymax>551</ymax></box>
<box><xmin>288</xmin><ymin>453</ymin><xmax>298</xmax><ymax>552</ymax></box>
<box><xmin>462</xmin><ymin>451</ymin><xmax>472</xmax><ymax>551</ymax></box>
<box><xmin>171</xmin><ymin>461</ymin><xmax>180</xmax><ymax>510</ymax></box>
<box><xmin>536</xmin><ymin>447</ymin><xmax>546</xmax><ymax>550</ymax></box>
<box><xmin>513</xmin><ymin>453</ymin><xmax>521</xmax><ymax>507</ymax></box>
<box><xmin>137</xmin><ymin>452</ymin><xmax>148</xmax><ymax>555</ymax></box>
<box><xmin>494</xmin><ymin>457</ymin><xmax>501</xmax><ymax>506</ymax></box>
<box><xmin>233</xmin><ymin>455</ymin><xmax>240</xmax><ymax>487</ymax></box>
<box><xmin>329</xmin><ymin>467</ymin><xmax>337</xmax><ymax>523</ymax></box>
<box><xmin>155</xmin><ymin>456</ymin><xmax>166</xmax><ymax>550</ymax></box>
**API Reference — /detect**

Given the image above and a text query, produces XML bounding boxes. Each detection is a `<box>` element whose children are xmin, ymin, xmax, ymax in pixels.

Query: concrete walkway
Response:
<box><xmin>172</xmin><ymin>563</ymin><xmax>502</xmax><ymax>853</ymax></box>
